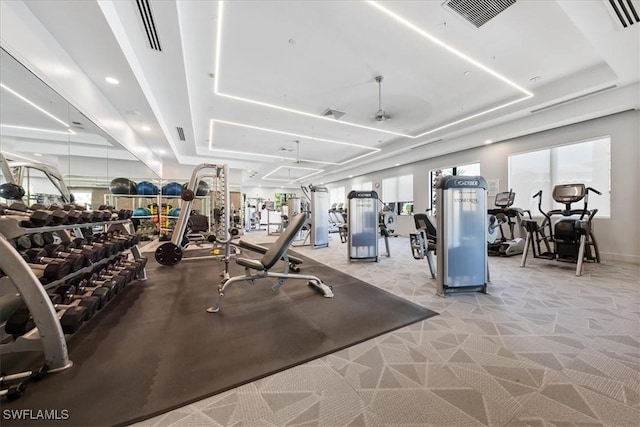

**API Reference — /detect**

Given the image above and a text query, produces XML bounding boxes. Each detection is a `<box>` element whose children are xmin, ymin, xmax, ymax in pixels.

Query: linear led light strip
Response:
<box><xmin>0</xmin><ymin>124</ymin><xmax>76</xmax><ymax>135</ymax></box>
<box><xmin>214</xmin><ymin>1</ymin><xmax>533</xmax><ymax>140</ymax></box>
<box><xmin>208</xmin><ymin>119</ymin><xmax>380</xmax><ymax>166</ymax></box>
<box><xmin>0</xmin><ymin>83</ymin><xmax>71</xmax><ymax>128</ymax></box>
<box><xmin>262</xmin><ymin>165</ymin><xmax>324</xmax><ymax>183</ymax></box>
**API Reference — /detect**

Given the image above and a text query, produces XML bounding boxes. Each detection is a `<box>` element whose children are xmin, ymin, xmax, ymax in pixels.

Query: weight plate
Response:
<box><xmin>154</xmin><ymin>242</ymin><xmax>183</xmax><ymax>266</ymax></box>
<box><xmin>181</xmin><ymin>189</ymin><xmax>195</xmax><ymax>201</ymax></box>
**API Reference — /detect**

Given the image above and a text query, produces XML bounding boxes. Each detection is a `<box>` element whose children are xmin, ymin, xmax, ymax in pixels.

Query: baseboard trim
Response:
<box><xmin>599</xmin><ymin>252</ymin><xmax>640</xmax><ymax>265</ymax></box>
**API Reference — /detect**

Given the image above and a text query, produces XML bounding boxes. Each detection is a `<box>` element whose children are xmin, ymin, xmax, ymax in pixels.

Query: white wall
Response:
<box><xmin>328</xmin><ymin>110</ymin><xmax>640</xmax><ymax>263</ymax></box>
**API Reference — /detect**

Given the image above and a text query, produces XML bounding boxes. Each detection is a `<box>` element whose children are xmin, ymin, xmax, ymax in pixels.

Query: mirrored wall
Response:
<box><xmin>0</xmin><ymin>47</ymin><xmax>159</xmax><ymax>210</ymax></box>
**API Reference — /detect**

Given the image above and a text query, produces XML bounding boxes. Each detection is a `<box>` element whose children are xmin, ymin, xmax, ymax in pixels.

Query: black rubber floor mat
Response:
<box><xmin>2</xmin><ymin>251</ymin><xmax>438</xmax><ymax>426</ymax></box>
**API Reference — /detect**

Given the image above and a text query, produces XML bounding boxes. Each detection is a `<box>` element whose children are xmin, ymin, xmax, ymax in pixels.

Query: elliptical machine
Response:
<box><xmin>487</xmin><ymin>190</ymin><xmax>528</xmax><ymax>257</ymax></box>
<box><xmin>520</xmin><ymin>183</ymin><xmax>601</xmax><ymax>276</ymax></box>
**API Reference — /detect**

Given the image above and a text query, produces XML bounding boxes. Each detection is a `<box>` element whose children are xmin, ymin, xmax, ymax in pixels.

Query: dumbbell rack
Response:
<box><xmin>0</xmin><ymin>217</ymin><xmax>146</xmax><ymax>373</ymax></box>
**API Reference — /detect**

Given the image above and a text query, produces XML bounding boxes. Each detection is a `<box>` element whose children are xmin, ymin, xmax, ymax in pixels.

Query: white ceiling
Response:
<box><xmin>1</xmin><ymin>0</ymin><xmax>638</xmax><ymax>188</ymax></box>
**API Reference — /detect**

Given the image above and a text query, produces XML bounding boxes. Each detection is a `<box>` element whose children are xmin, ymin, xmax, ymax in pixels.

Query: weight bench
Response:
<box><xmin>206</xmin><ymin>212</ymin><xmax>334</xmax><ymax>313</ymax></box>
<box><xmin>237</xmin><ymin>240</ymin><xmax>303</xmax><ymax>272</ymax></box>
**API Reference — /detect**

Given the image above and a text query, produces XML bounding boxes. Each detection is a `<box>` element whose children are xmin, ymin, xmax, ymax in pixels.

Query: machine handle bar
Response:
<box><xmin>586</xmin><ymin>187</ymin><xmax>602</xmax><ymax>195</ymax></box>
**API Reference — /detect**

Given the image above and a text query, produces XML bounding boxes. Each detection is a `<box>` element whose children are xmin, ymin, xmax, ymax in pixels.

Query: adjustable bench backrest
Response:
<box><xmin>413</xmin><ymin>213</ymin><xmax>437</xmax><ymax>241</ymax></box>
<box><xmin>261</xmin><ymin>212</ymin><xmax>307</xmax><ymax>270</ymax></box>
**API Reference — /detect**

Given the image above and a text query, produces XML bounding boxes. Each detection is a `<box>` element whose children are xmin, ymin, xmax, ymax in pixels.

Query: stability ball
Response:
<box><xmin>110</xmin><ymin>178</ymin><xmax>136</xmax><ymax>195</ymax></box>
<box><xmin>0</xmin><ymin>183</ymin><xmax>25</xmax><ymax>200</ymax></box>
<box><xmin>136</xmin><ymin>181</ymin><xmax>158</xmax><ymax>196</ymax></box>
<box><xmin>162</xmin><ymin>182</ymin><xmax>183</xmax><ymax>196</ymax></box>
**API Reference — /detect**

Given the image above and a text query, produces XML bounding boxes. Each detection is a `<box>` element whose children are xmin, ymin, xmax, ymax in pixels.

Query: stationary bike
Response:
<box><xmin>520</xmin><ymin>183</ymin><xmax>601</xmax><ymax>276</ymax></box>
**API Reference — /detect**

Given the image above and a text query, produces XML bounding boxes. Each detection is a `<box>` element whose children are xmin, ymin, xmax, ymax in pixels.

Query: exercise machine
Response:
<box><xmin>520</xmin><ymin>183</ymin><xmax>601</xmax><ymax>276</ymax></box>
<box><xmin>206</xmin><ymin>212</ymin><xmax>333</xmax><ymax>313</ymax></box>
<box><xmin>409</xmin><ymin>212</ymin><xmax>437</xmax><ymax>278</ymax></box>
<box><xmin>487</xmin><ymin>190</ymin><xmax>528</xmax><ymax>257</ymax></box>
<box><xmin>300</xmin><ymin>185</ymin><xmax>329</xmax><ymax>249</ymax></box>
<box><xmin>436</xmin><ymin>176</ymin><xmax>489</xmax><ymax>296</ymax></box>
<box><xmin>154</xmin><ymin>163</ymin><xmax>240</xmax><ymax>267</ymax></box>
<box><xmin>347</xmin><ymin>190</ymin><xmax>379</xmax><ymax>262</ymax></box>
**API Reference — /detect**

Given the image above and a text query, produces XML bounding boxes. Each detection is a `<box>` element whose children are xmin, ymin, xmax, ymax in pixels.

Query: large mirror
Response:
<box><xmin>0</xmin><ymin>47</ymin><xmax>159</xmax><ymax>213</ymax></box>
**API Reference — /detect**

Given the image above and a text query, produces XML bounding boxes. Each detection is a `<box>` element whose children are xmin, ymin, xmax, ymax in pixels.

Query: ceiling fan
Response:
<box><xmin>373</xmin><ymin>75</ymin><xmax>391</xmax><ymax>122</ymax></box>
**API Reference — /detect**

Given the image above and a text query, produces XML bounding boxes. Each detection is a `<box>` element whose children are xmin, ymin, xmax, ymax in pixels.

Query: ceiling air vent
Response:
<box><xmin>606</xmin><ymin>0</ymin><xmax>639</xmax><ymax>28</ymax></box>
<box><xmin>320</xmin><ymin>108</ymin><xmax>346</xmax><ymax>120</ymax></box>
<box><xmin>136</xmin><ymin>0</ymin><xmax>162</xmax><ymax>51</ymax></box>
<box><xmin>444</xmin><ymin>0</ymin><xmax>516</xmax><ymax>28</ymax></box>
<box><xmin>176</xmin><ymin>126</ymin><xmax>186</xmax><ymax>141</ymax></box>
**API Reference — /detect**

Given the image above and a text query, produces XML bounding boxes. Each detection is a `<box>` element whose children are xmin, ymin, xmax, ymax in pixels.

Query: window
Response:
<box><xmin>274</xmin><ymin>193</ymin><xmax>297</xmax><ymax>211</ymax></box>
<box><xmin>72</xmin><ymin>191</ymin><xmax>93</xmax><ymax>210</ymax></box>
<box><xmin>429</xmin><ymin>162</ymin><xmax>481</xmax><ymax>213</ymax></box>
<box><xmin>508</xmin><ymin>137</ymin><xmax>610</xmax><ymax>217</ymax></box>
<box><xmin>329</xmin><ymin>186</ymin><xmax>345</xmax><ymax>209</ymax></box>
<box><xmin>382</xmin><ymin>174</ymin><xmax>413</xmax><ymax>215</ymax></box>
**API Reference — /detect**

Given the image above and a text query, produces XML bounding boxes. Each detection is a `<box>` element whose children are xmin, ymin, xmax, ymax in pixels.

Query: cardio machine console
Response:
<box><xmin>552</xmin><ymin>183</ymin><xmax>586</xmax><ymax>204</ymax></box>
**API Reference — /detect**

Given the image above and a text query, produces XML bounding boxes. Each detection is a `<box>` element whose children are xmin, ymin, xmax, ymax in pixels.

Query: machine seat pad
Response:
<box><xmin>238</xmin><ymin>240</ymin><xmax>303</xmax><ymax>265</ymax></box>
<box><xmin>236</xmin><ymin>257</ymin><xmax>266</xmax><ymax>271</ymax></box>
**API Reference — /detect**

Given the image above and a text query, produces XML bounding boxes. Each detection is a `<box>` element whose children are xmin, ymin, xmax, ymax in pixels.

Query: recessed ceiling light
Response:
<box><xmin>157</xmin><ymin>149</ymin><xmax>166</xmax><ymax>155</ymax></box>
<box><xmin>33</xmin><ymin>153</ymin><xmax>42</xmax><ymax>157</ymax></box>
<box><xmin>348</xmin><ymin>175</ymin><xmax>353</xmax><ymax>178</ymax></box>
<box><xmin>484</xmin><ymin>139</ymin><xmax>493</xmax><ymax>144</ymax></box>
<box><xmin>105</xmin><ymin>76</ymin><xmax>119</xmax><ymax>85</ymax></box>
<box><xmin>395</xmin><ymin>163</ymin><xmax>400</xmax><ymax>166</ymax></box>
<box><xmin>142</xmin><ymin>125</ymin><xmax>151</xmax><ymax>131</ymax></box>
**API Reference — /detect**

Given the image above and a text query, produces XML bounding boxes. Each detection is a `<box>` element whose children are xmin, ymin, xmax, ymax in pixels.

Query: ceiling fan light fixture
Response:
<box><xmin>374</xmin><ymin>76</ymin><xmax>389</xmax><ymax>122</ymax></box>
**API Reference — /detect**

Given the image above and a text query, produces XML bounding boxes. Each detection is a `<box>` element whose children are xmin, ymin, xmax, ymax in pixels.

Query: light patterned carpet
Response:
<box><xmin>135</xmin><ymin>232</ymin><xmax>639</xmax><ymax>426</ymax></box>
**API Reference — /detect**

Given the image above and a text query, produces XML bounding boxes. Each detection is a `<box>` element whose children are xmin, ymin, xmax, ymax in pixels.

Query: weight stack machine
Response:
<box><xmin>435</xmin><ymin>176</ymin><xmax>489</xmax><ymax>296</ymax></box>
<box><xmin>347</xmin><ymin>190</ymin><xmax>379</xmax><ymax>262</ymax></box>
<box><xmin>309</xmin><ymin>185</ymin><xmax>329</xmax><ymax>249</ymax></box>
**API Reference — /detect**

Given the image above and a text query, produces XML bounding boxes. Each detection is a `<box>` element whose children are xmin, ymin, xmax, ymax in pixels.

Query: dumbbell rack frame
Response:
<box><xmin>0</xmin><ymin>218</ymin><xmax>145</xmax><ymax>372</ymax></box>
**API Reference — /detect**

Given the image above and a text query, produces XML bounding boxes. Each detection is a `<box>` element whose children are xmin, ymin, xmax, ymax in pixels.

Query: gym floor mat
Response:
<box><xmin>1</xmin><ymin>250</ymin><xmax>438</xmax><ymax>426</ymax></box>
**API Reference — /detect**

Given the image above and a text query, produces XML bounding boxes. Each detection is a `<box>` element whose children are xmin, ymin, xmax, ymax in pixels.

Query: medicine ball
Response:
<box><xmin>136</xmin><ymin>181</ymin><xmax>158</xmax><ymax>196</ymax></box>
<box><xmin>132</xmin><ymin>207</ymin><xmax>152</xmax><ymax>217</ymax></box>
<box><xmin>161</xmin><ymin>182</ymin><xmax>183</xmax><ymax>196</ymax></box>
<box><xmin>0</xmin><ymin>183</ymin><xmax>25</xmax><ymax>200</ymax></box>
<box><xmin>110</xmin><ymin>178</ymin><xmax>136</xmax><ymax>195</ymax></box>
